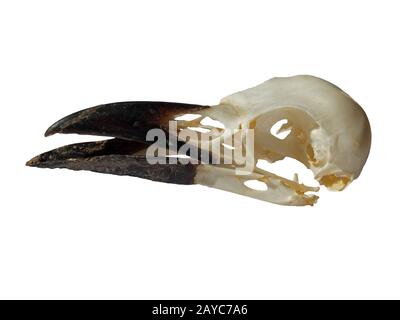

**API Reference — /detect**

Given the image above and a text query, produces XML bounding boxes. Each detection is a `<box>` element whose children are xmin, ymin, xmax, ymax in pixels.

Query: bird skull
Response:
<box><xmin>184</xmin><ymin>75</ymin><xmax>371</xmax><ymax>205</ymax></box>
<box><xmin>27</xmin><ymin>75</ymin><xmax>371</xmax><ymax>206</ymax></box>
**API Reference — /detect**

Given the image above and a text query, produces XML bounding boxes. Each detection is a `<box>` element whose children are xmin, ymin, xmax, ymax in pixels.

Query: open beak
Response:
<box><xmin>26</xmin><ymin>101</ymin><xmax>208</xmax><ymax>184</ymax></box>
<box><xmin>26</xmin><ymin>99</ymin><xmax>319</xmax><ymax>206</ymax></box>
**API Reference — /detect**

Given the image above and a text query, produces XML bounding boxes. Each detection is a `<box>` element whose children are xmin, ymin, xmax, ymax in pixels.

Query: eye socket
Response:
<box><xmin>270</xmin><ymin>119</ymin><xmax>292</xmax><ymax>140</ymax></box>
<box><xmin>244</xmin><ymin>179</ymin><xmax>268</xmax><ymax>191</ymax></box>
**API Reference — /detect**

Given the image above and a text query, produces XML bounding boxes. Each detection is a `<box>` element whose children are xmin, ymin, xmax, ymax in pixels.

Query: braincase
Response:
<box><xmin>221</xmin><ymin>75</ymin><xmax>366</xmax><ymax>133</ymax></box>
<box><xmin>220</xmin><ymin>75</ymin><xmax>371</xmax><ymax>183</ymax></box>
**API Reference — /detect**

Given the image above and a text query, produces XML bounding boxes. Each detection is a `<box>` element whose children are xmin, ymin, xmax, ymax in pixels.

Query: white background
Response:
<box><xmin>0</xmin><ymin>0</ymin><xmax>399</xmax><ymax>299</ymax></box>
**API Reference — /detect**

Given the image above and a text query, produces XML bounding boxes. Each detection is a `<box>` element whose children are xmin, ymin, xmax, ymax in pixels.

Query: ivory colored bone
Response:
<box><xmin>27</xmin><ymin>75</ymin><xmax>371</xmax><ymax>206</ymax></box>
<box><xmin>191</xmin><ymin>75</ymin><xmax>371</xmax><ymax>205</ymax></box>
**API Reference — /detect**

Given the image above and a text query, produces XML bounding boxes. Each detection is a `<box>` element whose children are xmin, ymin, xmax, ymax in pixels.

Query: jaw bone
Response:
<box><xmin>27</xmin><ymin>75</ymin><xmax>371</xmax><ymax>206</ymax></box>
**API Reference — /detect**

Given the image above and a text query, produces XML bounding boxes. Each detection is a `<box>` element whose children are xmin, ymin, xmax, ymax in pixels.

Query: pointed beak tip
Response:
<box><xmin>26</xmin><ymin>156</ymin><xmax>39</xmax><ymax>167</ymax></box>
<box><xmin>44</xmin><ymin>125</ymin><xmax>58</xmax><ymax>137</ymax></box>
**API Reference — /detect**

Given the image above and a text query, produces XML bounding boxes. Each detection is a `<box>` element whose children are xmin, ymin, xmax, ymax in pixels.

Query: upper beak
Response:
<box><xmin>44</xmin><ymin>101</ymin><xmax>208</xmax><ymax>140</ymax></box>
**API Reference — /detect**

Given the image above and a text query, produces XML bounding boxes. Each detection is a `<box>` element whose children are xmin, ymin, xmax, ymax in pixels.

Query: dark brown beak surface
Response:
<box><xmin>26</xmin><ymin>138</ymin><xmax>198</xmax><ymax>184</ymax></box>
<box><xmin>45</xmin><ymin>101</ymin><xmax>208</xmax><ymax>141</ymax></box>
<box><xmin>27</xmin><ymin>101</ymin><xmax>207</xmax><ymax>184</ymax></box>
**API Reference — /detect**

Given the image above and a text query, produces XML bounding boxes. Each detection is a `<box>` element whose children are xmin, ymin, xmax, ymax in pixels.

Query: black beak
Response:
<box><xmin>27</xmin><ymin>101</ymin><xmax>208</xmax><ymax>184</ymax></box>
<box><xmin>44</xmin><ymin>101</ymin><xmax>208</xmax><ymax>140</ymax></box>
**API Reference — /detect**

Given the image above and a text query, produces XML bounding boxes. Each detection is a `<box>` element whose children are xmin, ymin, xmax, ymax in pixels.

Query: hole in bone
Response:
<box><xmin>244</xmin><ymin>180</ymin><xmax>269</xmax><ymax>191</ymax></box>
<box><xmin>304</xmin><ymin>191</ymin><xmax>317</xmax><ymax>197</ymax></box>
<box><xmin>174</xmin><ymin>114</ymin><xmax>202</xmax><ymax>121</ymax></box>
<box><xmin>256</xmin><ymin>158</ymin><xmax>319</xmax><ymax>187</ymax></box>
<box><xmin>200</xmin><ymin>116</ymin><xmax>225</xmax><ymax>129</ymax></box>
<box><xmin>166</xmin><ymin>154</ymin><xmax>191</xmax><ymax>159</ymax></box>
<box><xmin>270</xmin><ymin>119</ymin><xmax>292</xmax><ymax>140</ymax></box>
<box><xmin>187</xmin><ymin>126</ymin><xmax>211</xmax><ymax>133</ymax></box>
<box><xmin>222</xmin><ymin>143</ymin><xmax>235</xmax><ymax>150</ymax></box>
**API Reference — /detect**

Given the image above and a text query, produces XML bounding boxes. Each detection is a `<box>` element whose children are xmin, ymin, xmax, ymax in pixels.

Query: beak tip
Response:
<box><xmin>44</xmin><ymin>125</ymin><xmax>58</xmax><ymax>137</ymax></box>
<box><xmin>26</xmin><ymin>156</ymin><xmax>39</xmax><ymax>167</ymax></box>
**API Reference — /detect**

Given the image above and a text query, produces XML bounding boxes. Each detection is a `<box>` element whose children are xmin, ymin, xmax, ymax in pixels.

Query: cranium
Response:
<box><xmin>27</xmin><ymin>75</ymin><xmax>371</xmax><ymax>206</ymax></box>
